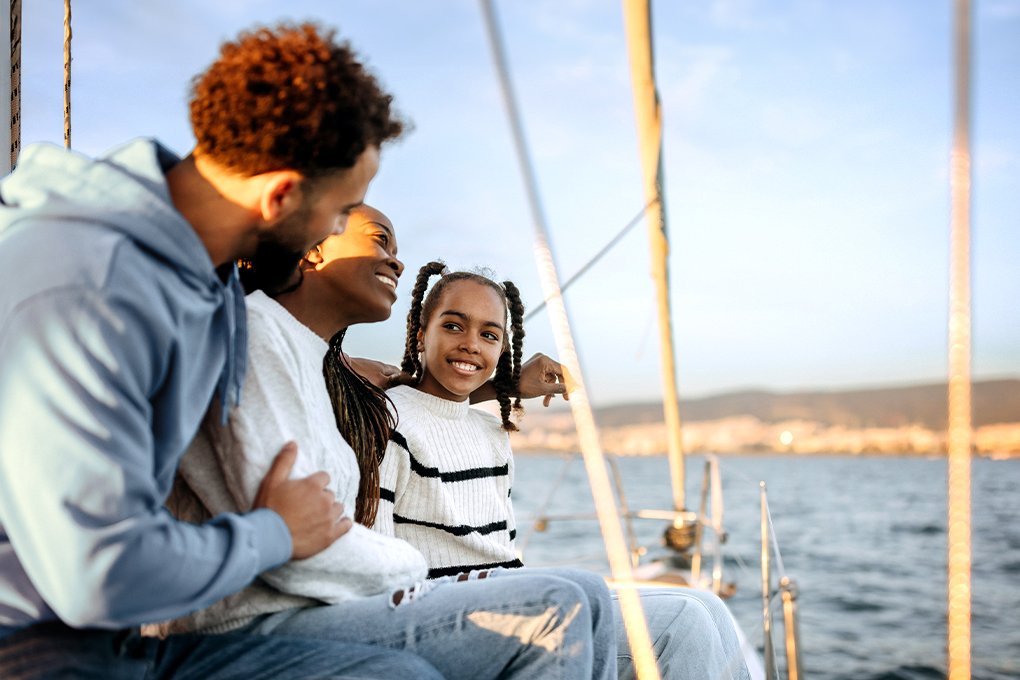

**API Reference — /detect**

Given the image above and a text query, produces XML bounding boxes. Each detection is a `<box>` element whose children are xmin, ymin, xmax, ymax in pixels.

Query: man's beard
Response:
<box><xmin>239</xmin><ymin>238</ymin><xmax>305</xmax><ymax>296</ymax></box>
<box><xmin>237</xmin><ymin>203</ymin><xmax>314</xmax><ymax>296</ymax></box>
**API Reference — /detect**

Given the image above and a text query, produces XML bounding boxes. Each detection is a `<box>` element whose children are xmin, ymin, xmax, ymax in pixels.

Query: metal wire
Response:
<box><xmin>523</xmin><ymin>199</ymin><xmax>658</xmax><ymax>323</ymax></box>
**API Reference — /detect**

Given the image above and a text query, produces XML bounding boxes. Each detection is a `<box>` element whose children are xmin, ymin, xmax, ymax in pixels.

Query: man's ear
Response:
<box><xmin>260</xmin><ymin>171</ymin><xmax>306</xmax><ymax>222</ymax></box>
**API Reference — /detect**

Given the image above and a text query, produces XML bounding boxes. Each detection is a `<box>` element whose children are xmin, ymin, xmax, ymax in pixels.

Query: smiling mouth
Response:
<box><xmin>376</xmin><ymin>274</ymin><xmax>397</xmax><ymax>290</ymax></box>
<box><xmin>449</xmin><ymin>360</ymin><xmax>480</xmax><ymax>373</ymax></box>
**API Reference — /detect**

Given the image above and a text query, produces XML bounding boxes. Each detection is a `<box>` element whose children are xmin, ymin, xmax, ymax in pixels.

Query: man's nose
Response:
<box><xmin>332</xmin><ymin>214</ymin><xmax>349</xmax><ymax>236</ymax></box>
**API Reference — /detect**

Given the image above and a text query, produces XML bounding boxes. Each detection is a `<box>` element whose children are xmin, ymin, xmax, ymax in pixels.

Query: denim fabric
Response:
<box><xmin>0</xmin><ymin>620</ymin><xmax>442</xmax><ymax>680</ymax></box>
<box><xmin>612</xmin><ymin>588</ymin><xmax>752</xmax><ymax>680</ymax></box>
<box><xmin>243</xmin><ymin>568</ymin><xmax>616</xmax><ymax>680</ymax></box>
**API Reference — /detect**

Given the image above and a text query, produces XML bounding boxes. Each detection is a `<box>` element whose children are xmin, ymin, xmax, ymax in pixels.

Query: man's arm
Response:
<box><xmin>0</xmin><ymin>287</ymin><xmax>292</xmax><ymax>629</ymax></box>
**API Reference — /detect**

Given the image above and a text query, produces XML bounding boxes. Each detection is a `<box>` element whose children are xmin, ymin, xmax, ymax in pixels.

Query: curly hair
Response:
<box><xmin>190</xmin><ymin>22</ymin><xmax>403</xmax><ymax>178</ymax></box>
<box><xmin>394</xmin><ymin>262</ymin><xmax>525</xmax><ymax>432</ymax></box>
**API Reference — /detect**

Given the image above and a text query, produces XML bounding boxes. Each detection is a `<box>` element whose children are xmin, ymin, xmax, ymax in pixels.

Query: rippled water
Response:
<box><xmin>511</xmin><ymin>455</ymin><xmax>1020</xmax><ymax>680</ymax></box>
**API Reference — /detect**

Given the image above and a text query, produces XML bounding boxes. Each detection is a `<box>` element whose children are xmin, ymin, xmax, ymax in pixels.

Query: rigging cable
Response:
<box><xmin>478</xmin><ymin>2</ymin><xmax>660</xmax><ymax>679</ymax></box>
<box><xmin>523</xmin><ymin>199</ymin><xmax>658</xmax><ymax>323</ymax></box>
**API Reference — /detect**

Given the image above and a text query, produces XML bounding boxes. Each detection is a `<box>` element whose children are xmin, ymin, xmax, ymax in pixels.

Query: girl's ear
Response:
<box><xmin>416</xmin><ymin>328</ymin><xmax>425</xmax><ymax>353</ymax></box>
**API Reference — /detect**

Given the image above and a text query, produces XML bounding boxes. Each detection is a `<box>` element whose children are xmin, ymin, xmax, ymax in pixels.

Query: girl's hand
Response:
<box><xmin>518</xmin><ymin>353</ymin><xmax>570</xmax><ymax>406</ymax></box>
<box><xmin>347</xmin><ymin>355</ymin><xmax>401</xmax><ymax>389</ymax></box>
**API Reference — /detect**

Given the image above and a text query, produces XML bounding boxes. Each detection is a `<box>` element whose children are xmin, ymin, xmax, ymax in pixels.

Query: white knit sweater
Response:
<box><xmin>374</xmin><ymin>386</ymin><xmax>522</xmax><ymax>579</ymax></box>
<box><xmin>151</xmin><ymin>292</ymin><xmax>426</xmax><ymax>635</ymax></box>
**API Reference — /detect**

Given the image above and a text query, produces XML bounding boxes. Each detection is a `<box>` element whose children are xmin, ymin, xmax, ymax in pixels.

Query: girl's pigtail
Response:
<box><xmin>395</xmin><ymin>261</ymin><xmax>445</xmax><ymax>386</ymax></box>
<box><xmin>503</xmin><ymin>281</ymin><xmax>526</xmax><ymax>412</ymax></box>
<box><xmin>323</xmin><ymin>329</ymin><xmax>396</xmax><ymax>527</ymax></box>
<box><xmin>493</xmin><ymin>280</ymin><xmax>526</xmax><ymax>432</ymax></box>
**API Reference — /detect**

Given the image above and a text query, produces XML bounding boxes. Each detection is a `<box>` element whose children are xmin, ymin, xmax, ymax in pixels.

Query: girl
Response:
<box><xmin>374</xmin><ymin>262</ymin><xmax>527</xmax><ymax>576</ymax></box>
<box><xmin>156</xmin><ymin>207</ymin><xmax>615</xmax><ymax>680</ymax></box>
<box><xmin>374</xmin><ymin>262</ymin><xmax>752</xmax><ymax>680</ymax></box>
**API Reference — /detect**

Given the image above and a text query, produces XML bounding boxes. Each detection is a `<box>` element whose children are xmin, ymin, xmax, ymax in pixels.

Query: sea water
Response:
<box><xmin>510</xmin><ymin>455</ymin><xmax>1020</xmax><ymax>680</ymax></box>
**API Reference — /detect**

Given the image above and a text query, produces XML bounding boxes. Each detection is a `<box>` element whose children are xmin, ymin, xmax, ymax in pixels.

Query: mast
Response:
<box><xmin>478</xmin><ymin>2</ymin><xmax>660</xmax><ymax>679</ymax></box>
<box><xmin>621</xmin><ymin>0</ymin><xmax>685</xmax><ymax>511</ymax></box>
<box><xmin>946</xmin><ymin>0</ymin><xmax>972</xmax><ymax>678</ymax></box>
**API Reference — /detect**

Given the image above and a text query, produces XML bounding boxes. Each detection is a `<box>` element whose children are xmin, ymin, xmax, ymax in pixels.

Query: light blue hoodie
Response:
<box><xmin>0</xmin><ymin>139</ymin><xmax>292</xmax><ymax>632</ymax></box>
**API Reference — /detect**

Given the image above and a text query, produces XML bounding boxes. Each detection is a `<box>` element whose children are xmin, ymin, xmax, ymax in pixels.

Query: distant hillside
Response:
<box><xmin>591</xmin><ymin>379</ymin><xmax>1020</xmax><ymax>430</ymax></box>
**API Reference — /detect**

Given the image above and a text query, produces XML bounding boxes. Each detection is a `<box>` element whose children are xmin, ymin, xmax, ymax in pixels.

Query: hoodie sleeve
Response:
<box><xmin>0</xmin><ymin>268</ymin><xmax>291</xmax><ymax>628</ymax></box>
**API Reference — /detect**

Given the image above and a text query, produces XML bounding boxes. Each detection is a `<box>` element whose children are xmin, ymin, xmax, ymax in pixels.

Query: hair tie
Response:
<box><xmin>440</xmin><ymin>266</ymin><xmax>451</xmax><ymax>277</ymax></box>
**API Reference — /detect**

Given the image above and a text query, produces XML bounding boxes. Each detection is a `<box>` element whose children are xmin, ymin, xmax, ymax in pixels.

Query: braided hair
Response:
<box><xmin>323</xmin><ymin>329</ymin><xmax>395</xmax><ymax>527</ymax></box>
<box><xmin>394</xmin><ymin>261</ymin><xmax>525</xmax><ymax>432</ymax></box>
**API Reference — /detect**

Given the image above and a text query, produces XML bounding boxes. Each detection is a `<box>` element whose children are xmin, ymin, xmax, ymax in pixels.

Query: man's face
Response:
<box><xmin>250</xmin><ymin>146</ymin><xmax>380</xmax><ymax>294</ymax></box>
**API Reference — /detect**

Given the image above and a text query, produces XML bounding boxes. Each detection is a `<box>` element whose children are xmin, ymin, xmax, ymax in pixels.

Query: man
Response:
<box><xmin>0</xmin><ymin>23</ymin><xmax>439</xmax><ymax>679</ymax></box>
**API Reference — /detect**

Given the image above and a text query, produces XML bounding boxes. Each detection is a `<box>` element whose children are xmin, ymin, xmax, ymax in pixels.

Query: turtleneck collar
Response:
<box><xmin>392</xmin><ymin>384</ymin><xmax>471</xmax><ymax>421</ymax></box>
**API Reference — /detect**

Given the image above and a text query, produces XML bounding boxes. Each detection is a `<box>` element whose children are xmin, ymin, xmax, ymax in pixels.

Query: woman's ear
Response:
<box><xmin>304</xmin><ymin>245</ymin><xmax>325</xmax><ymax>266</ymax></box>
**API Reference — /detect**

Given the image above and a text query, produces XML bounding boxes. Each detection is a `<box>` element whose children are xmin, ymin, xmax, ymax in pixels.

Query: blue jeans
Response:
<box><xmin>612</xmin><ymin>588</ymin><xmax>752</xmax><ymax>680</ymax></box>
<box><xmin>242</xmin><ymin>568</ymin><xmax>617</xmax><ymax>680</ymax></box>
<box><xmin>0</xmin><ymin>620</ymin><xmax>442</xmax><ymax>679</ymax></box>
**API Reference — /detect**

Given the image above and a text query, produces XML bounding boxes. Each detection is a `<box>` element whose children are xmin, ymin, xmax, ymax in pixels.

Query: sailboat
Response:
<box><xmin>1</xmin><ymin>1</ymin><xmax>978</xmax><ymax>678</ymax></box>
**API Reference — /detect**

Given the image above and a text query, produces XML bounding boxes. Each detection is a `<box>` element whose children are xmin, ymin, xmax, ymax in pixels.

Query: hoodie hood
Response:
<box><xmin>0</xmin><ymin>138</ymin><xmax>247</xmax><ymax>414</ymax></box>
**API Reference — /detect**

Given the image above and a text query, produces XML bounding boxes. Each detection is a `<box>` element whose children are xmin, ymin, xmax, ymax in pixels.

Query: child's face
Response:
<box><xmin>416</xmin><ymin>280</ymin><xmax>506</xmax><ymax>402</ymax></box>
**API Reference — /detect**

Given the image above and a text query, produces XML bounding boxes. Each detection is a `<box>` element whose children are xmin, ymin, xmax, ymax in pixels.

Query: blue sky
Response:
<box><xmin>20</xmin><ymin>0</ymin><xmax>1019</xmax><ymax>405</ymax></box>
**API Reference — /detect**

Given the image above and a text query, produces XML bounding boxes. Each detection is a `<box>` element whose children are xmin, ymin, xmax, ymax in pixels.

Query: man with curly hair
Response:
<box><xmin>0</xmin><ymin>23</ymin><xmax>443</xmax><ymax>680</ymax></box>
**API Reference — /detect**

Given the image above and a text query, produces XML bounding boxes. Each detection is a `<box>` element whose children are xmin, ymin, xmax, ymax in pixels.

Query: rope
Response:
<box><xmin>523</xmin><ymin>199</ymin><xmax>658</xmax><ymax>323</ymax></box>
<box><xmin>9</xmin><ymin>0</ymin><xmax>21</xmax><ymax>169</ymax></box>
<box><xmin>63</xmin><ymin>0</ymin><xmax>71</xmax><ymax>149</ymax></box>
<box><xmin>479</xmin><ymin>2</ymin><xmax>660</xmax><ymax>678</ymax></box>
<box><xmin>947</xmin><ymin>1</ymin><xmax>972</xmax><ymax>677</ymax></box>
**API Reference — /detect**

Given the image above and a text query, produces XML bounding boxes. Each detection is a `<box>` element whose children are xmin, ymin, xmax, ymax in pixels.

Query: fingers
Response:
<box><xmin>266</xmin><ymin>442</ymin><xmax>298</xmax><ymax>485</ymax></box>
<box><xmin>543</xmin><ymin>394</ymin><xmax>553</xmax><ymax>408</ymax></box>
<box><xmin>332</xmin><ymin>516</ymin><xmax>353</xmax><ymax>540</ymax></box>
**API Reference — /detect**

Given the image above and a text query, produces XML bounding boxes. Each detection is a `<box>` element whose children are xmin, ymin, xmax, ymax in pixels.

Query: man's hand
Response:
<box><xmin>347</xmin><ymin>355</ymin><xmax>401</xmax><ymax>390</ymax></box>
<box><xmin>519</xmin><ymin>353</ymin><xmax>570</xmax><ymax>407</ymax></box>
<box><xmin>252</xmin><ymin>442</ymin><xmax>352</xmax><ymax>560</ymax></box>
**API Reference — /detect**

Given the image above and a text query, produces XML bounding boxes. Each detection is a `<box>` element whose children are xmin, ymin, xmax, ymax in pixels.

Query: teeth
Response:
<box><xmin>376</xmin><ymin>275</ymin><xmax>396</xmax><ymax>289</ymax></box>
<box><xmin>451</xmin><ymin>361</ymin><xmax>479</xmax><ymax>372</ymax></box>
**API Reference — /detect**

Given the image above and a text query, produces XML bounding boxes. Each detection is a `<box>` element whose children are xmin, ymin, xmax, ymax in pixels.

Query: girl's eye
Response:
<box><xmin>482</xmin><ymin>331</ymin><xmax>499</xmax><ymax>341</ymax></box>
<box><xmin>443</xmin><ymin>323</ymin><xmax>461</xmax><ymax>332</ymax></box>
<box><xmin>374</xmin><ymin>233</ymin><xmax>389</xmax><ymax>246</ymax></box>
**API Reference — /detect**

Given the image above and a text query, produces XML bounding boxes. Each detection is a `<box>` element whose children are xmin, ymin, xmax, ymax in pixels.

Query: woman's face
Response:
<box><xmin>416</xmin><ymin>279</ymin><xmax>507</xmax><ymax>402</ymax></box>
<box><xmin>304</xmin><ymin>205</ymin><xmax>403</xmax><ymax>325</ymax></box>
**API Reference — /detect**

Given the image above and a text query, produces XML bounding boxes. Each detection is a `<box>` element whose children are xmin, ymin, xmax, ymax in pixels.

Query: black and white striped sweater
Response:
<box><xmin>374</xmin><ymin>385</ymin><xmax>523</xmax><ymax>579</ymax></box>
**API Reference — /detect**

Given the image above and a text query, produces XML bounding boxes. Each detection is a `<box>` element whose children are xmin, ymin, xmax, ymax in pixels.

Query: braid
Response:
<box><xmin>503</xmin><ymin>281</ymin><xmax>526</xmax><ymax>412</ymax></box>
<box><xmin>394</xmin><ymin>261</ymin><xmax>445</xmax><ymax>385</ymax></box>
<box><xmin>323</xmin><ymin>329</ymin><xmax>396</xmax><ymax>527</ymax></box>
<box><xmin>491</xmin><ymin>280</ymin><xmax>525</xmax><ymax>432</ymax></box>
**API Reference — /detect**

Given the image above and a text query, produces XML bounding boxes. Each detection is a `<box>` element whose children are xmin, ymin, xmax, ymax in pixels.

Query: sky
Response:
<box><xmin>19</xmin><ymin>0</ymin><xmax>1020</xmax><ymax>406</ymax></box>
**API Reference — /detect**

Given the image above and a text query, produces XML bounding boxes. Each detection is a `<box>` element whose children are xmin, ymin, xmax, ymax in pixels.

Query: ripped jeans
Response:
<box><xmin>238</xmin><ymin>567</ymin><xmax>616</xmax><ymax>680</ymax></box>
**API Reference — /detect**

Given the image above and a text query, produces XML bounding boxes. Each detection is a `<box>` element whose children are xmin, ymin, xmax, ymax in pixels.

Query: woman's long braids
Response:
<box><xmin>395</xmin><ymin>261</ymin><xmax>526</xmax><ymax>432</ymax></box>
<box><xmin>323</xmin><ymin>328</ymin><xmax>396</xmax><ymax>527</ymax></box>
